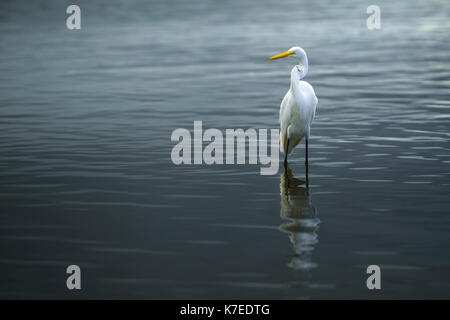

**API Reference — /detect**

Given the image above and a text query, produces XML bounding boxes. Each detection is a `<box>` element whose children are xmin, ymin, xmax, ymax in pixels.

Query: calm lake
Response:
<box><xmin>0</xmin><ymin>0</ymin><xmax>449</xmax><ymax>299</ymax></box>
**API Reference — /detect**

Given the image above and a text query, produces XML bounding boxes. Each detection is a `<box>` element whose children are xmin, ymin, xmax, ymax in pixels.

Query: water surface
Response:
<box><xmin>0</xmin><ymin>0</ymin><xmax>449</xmax><ymax>299</ymax></box>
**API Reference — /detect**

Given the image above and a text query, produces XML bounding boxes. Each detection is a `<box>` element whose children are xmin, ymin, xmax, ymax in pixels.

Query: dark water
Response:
<box><xmin>1</xmin><ymin>0</ymin><xmax>449</xmax><ymax>299</ymax></box>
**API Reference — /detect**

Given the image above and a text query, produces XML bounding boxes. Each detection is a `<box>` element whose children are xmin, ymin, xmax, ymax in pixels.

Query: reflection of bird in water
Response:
<box><xmin>279</xmin><ymin>167</ymin><xmax>319</xmax><ymax>271</ymax></box>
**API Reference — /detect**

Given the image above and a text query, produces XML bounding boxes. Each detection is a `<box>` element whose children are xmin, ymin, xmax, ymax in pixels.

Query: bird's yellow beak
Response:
<box><xmin>268</xmin><ymin>51</ymin><xmax>295</xmax><ymax>60</ymax></box>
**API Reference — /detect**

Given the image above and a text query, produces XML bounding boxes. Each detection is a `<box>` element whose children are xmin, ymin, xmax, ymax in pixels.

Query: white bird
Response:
<box><xmin>269</xmin><ymin>46</ymin><xmax>318</xmax><ymax>179</ymax></box>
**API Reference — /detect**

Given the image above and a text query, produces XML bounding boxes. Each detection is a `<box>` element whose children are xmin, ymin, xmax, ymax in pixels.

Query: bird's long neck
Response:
<box><xmin>290</xmin><ymin>57</ymin><xmax>308</xmax><ymax>90</ymax></box>
<box><xmin>287</xmin><ymin>47</ymin><xmax>309</xmax><ymax>92</ymax></box>
<box><xmin>297</xmin><ymin>55</ymin><xmax>308</xmax><ymax>79</ymax></box>
<box><xmin>290</xmin><ymin>68</ymin><xmax>304</xmax><ymax>90</ymax></box>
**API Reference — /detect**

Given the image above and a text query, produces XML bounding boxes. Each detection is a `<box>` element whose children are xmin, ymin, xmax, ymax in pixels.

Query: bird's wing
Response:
<box><xmin>279</xmin><ymin>90</ymin><xmax>294</xmax><ymax>154</ymax></box>
<box><xmin>296</xmin><ymin>81</ymin><xmax>318</xmax><ymax>137</ymax></box>
<box><xmin>280</xmin><ymin>90</ymin><xmax>305</xmax><ymax>154</ymax></box>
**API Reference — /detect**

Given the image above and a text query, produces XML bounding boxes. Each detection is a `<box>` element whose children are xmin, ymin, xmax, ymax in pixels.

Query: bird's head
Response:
<box><xmin>268</xmin><ymin>46</ymin><xmax>307</xmax><ymax>64</ymax></box>
<box><xmin>268</xmin><ymin>46</ymin><xmax>309</xmax><ymax>77</ymax></box>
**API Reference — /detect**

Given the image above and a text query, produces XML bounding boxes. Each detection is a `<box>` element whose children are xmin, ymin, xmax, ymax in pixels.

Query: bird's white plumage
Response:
<box><xmin>274</xmin><ymin>47</ymin><xmax>318</xmax><ymax>156</ymax></box>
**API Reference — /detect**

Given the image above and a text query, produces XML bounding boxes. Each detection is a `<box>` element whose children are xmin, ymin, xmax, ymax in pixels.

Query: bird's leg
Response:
<box><xmin>284</xmin><ymin>139</ymin><xmax>289</xmax><ymax>170</ymax></box>
<box><xmin>305</xmin><ymin>138</ymin><xmax>309</xmax><ymax>188</ymax></box>
<box><xmin>305</xmin><ymin>138</ymin><xmax>308</xmax><ymax>166</ymax></box>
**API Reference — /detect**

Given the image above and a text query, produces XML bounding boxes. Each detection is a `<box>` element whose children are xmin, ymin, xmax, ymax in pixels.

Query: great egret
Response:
<box><xmin>269</xmin><ymin>46</ymin><xmax>318</xmax><ymax>180</ymax></box>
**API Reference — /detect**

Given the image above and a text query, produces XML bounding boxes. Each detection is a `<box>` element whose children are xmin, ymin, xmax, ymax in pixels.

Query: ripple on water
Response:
<box><xmin>0</xmin><ymin>0</ymin><xmax>449</xmax><ymax>299</ymax></box>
